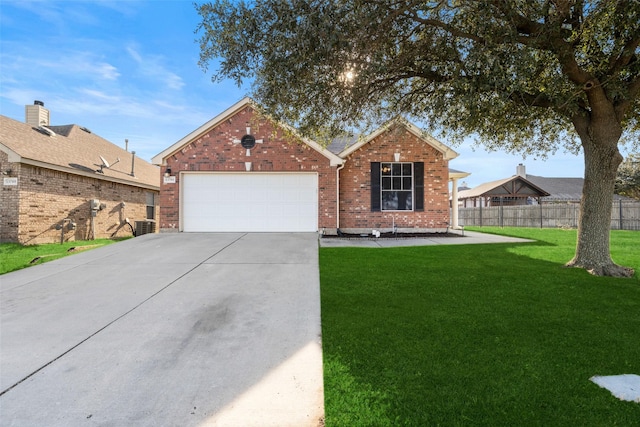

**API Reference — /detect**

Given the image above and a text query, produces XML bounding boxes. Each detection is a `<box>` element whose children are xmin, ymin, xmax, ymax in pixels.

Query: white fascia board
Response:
<box><xmin>151</xmin><ymin>97</ymin><xmax>344</xmax><ymax>167</ymax></box>
<box><xmin>449</xmin><ymin>170</ymin><xmax>471</xmax><ymax>180</ymax></box>
<box><xmin>151</xmin><ymin>97</ymin><xmax>253</xmax><ymax>165</ymax></box>
<box><xmin>276</xmin><ymin>122</ymin><xmax>344</xmax><ymax>166</ymax></box>
<box><xmin>339</xmin><ymin>118</ymin><xmax>459</xmax><ymax>161</ymax></box>
<box><xmin>404</xmin><ymin>121</ymin><xmax>459</xmax><ymax>160</ymax></box>
<box><xmin>0</xmin><ymin>143</ymin><xmax>22</xmax><ymax>162</ymax></box>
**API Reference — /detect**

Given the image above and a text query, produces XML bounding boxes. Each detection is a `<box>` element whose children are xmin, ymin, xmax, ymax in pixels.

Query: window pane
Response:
<box><xmin>382</xmin><ymin>191</ymin><xmax>413</xmax><ymax>210</ymax></box>
<box><xmin>382</xmin><ymin>177</ymin><xmax>392</xmax><ymax>190</ymax></box>
<box><xmin>146</xmin><ymin>192</ymin><xmax>155</xmax><ymax>206</ymax></box>
<box><xmin>403</xmin><ymin>177</ymin><xmax>412</xmax><ymax>189</ymax></box>
<box><xmin>382</xmin><ymin>191</ymin><xmax>398</xmax><ymax>210</ymax></box>
<box><xmin>381</xmin><ymin>163</ymin><xmax>392</xmax><ymax>175</ymax></box>
<box><xmin>403</xmin><ymin>191</ymin><xmax>412</xmax><ymax>210</ymax></box>
<box><xmin>392</xmin><ymin>163</ymin><xmax>401</xmax><ymax>175</ymax></box>
<box><xmin>397</xmin><ymin>191</ymin><xmax>412</xmax><ymax>210</ymax></box>
<box><xmin>402</xmin><ymin>163</ymin><xmax>412</xmax><ymax>176</ymax></box>
<box><xmin>392</xmin><ymin>177</ymin><xmax>402</xmax><ymax>189</ymax></box>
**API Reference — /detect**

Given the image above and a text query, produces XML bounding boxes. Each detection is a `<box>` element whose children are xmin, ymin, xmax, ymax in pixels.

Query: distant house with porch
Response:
<box><xmin>458</xmin><ymin>164</ymin><xmax>550</xmax><ymax>207</ymax></box>
<box><xmin>459</xmin><ymin>164</ymin><xmax>632</xmax><ymax>207</ymax></box>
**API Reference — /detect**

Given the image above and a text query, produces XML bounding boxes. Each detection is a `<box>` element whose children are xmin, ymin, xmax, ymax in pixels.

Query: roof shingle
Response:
<box><xmin>0</xmin><ymin>115</ymin><xmax>159</xmax><ymax>189</ymax></box>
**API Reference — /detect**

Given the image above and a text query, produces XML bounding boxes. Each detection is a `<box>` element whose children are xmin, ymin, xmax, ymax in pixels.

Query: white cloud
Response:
<box><xmin>126</xmin><ymin>45</ymin><xmax>185</xmax><ymax>90</ymax></box>
<box><xmin>1</xmin><ymin>46</ymin><xmax>120</xmax><ymax>85</ymax></box>
<box><xmin>77</xmin><ymin>89</ymin><xmax>122</xmax><ymax>103</ymax></box>
<box><xmin>96</xmin><ymin>62</ymin><xmax>121</xmax><ymax>80</ymax></box>
<box><xmin>126</xmin><ymin>46</ymin><xmax>143</xmax><ymax>63</ymax></box>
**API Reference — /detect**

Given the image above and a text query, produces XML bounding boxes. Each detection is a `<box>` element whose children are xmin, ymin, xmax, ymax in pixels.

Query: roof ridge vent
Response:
<box><xmin>79</xmin><ymin>126</ymin><xmax>92</xmax><ymax>134</ymax></box>
<box><xmin>36</xmin><ymin>125</ymin><xmax>56</xmax><ymax>137</ymax></box>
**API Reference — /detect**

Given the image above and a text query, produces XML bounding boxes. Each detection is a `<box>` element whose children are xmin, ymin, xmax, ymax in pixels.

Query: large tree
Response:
<box><xmin>196</xmin><ymin>0</ymin><xmax>639</xmax><ymax>277</ymax></box>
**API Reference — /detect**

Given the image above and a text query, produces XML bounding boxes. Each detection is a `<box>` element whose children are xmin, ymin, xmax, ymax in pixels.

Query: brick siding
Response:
<box><xmin>159</xmin><ymin>106</ymin><xmax>338</xmax><ymax>232</ymax></box>
<box><xmin>339</xmin><ymin>124</ymin><xmax>451</xmax><ymax>232</ymax></box>
<box><xmin>1</xmin><ymin>152</ymin><xmax>157</xmax><ymax>244</ymax></box>
<box><xmin>0</xmin><ymin>151</ymin><xmax>20</xmax><ymax>242</ymax></box>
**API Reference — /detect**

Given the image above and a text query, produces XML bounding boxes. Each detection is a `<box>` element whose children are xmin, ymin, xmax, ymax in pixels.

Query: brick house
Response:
<box><xmin>0</xmin><ymin>102</ymin><xmax>160</xmax><ymax>244</ymax></box>
<box><xmin>151</xmin><ymin>97</ymin><xmax>463</xmax><ymax>234</ymax></box>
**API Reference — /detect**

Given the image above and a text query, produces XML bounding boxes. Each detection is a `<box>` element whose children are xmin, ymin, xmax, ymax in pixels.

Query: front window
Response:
<box><xmin>381</xmin><ymin>162</ymin><xmax>413</xmax><ymax>210</ymax></box>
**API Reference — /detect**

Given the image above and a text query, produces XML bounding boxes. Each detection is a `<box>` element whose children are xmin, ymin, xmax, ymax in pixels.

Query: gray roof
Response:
<box><xmin>461</xmin><ymin>173</ymin><xmax>632</xmax><ymax>202</ymax></box>
<box><xmin>326</xmin><ymin>135</ymin><xmax>359</xmax><ymax>155</ymax></box>
<box><xmin>526</xmin><ymin>175</ymin><xmax>584</xmax><ymax>201</ymax></box>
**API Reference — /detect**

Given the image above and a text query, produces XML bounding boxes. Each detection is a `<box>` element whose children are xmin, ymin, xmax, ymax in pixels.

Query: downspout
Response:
<box><xmin>335</xmin><ymin>163</ymin><xmax>345</xmax><ymax>232</ymax></box>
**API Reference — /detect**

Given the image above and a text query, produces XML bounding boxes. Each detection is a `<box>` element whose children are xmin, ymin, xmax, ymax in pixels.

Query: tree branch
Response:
<box><xmin>405</xmin><ymin>14</ymin><xmax>486</xmax><ymax>43</ymax></box>
<box><xmin>614</xmin><ymin>74</ymin><xmax>640</xmax><ymax>120</ymax></box>
<box><xmin>509</xmin><ymin>91</ymin><xmax>554</xmax><ymax>108</ymax></box>
<box><xmin>608</xmin><ymin>36</ymin><xmax>640</xmax><ymax>75</ymax></box>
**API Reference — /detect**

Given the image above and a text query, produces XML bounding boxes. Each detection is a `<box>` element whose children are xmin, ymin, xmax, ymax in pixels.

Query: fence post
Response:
<box><xmin>540</xmin><ymin>202</ymin><xmax>543</xmax><ymax>228</ymax></box>
<box><xmin>619</xmin><ymin>199</ymin><xmax>623</xmax><ymax>230</ymax></box>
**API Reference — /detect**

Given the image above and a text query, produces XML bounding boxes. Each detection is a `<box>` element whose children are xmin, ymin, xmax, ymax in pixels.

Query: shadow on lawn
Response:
<box><xmin>320</xmin><ymin>242</ymin><xmax>640</xmax><ymax>426</ymax></box>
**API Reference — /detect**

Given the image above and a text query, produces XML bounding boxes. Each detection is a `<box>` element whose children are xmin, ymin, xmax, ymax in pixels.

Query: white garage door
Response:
<box><xmin>181</xmin><ymin>173</ymin><xmax>318</xmax><ymax>232</ymax></box>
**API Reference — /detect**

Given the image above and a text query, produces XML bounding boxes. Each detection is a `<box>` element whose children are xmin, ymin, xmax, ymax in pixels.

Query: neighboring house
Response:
<box><xmin>459</xmin><ymin>164</ymin><xmax>627</xmax><ymax>207</ymax></box>
<box><xmin>0</xmin><ymin>101</ymin><xmax>160</xmax><ymax>244</ymax></box>
<box><xmin>458</xmin><ymin>174</ymin><xmax>550</xmax><ymax>207</ymax></box>
<box><xmin>151</xmin><ymin>97</ymin><xmax>466</xmax><ymax>234</ymax></box>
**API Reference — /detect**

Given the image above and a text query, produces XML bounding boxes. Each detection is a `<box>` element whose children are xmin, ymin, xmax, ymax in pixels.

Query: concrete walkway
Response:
<box><xmin>0</xmin><ymin>233</ymin><xmax>324</xmax><ymax>427</ymax></box>
<box><xmin>318</xmin><ymin>229</ymin><xmax>533</xmax><ymax>248</ymax></box>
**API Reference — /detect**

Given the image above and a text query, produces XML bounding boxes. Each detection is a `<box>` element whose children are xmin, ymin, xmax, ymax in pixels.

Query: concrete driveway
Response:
<box><xmin>0</xmin><ymin>233</ymin><xmax>324</xmax><ymax>427</ymax></box>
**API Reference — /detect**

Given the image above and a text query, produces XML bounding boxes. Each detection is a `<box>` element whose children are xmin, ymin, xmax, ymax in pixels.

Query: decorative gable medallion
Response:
<box><xmin>233</xmin><ymin>126</ymin><xmax>264</xmax><ymax>156</ymax></box>
<box><xmin>240</xmin><ymin>134</ymin><xmax>256</xmax><ymax>149</ymax></box>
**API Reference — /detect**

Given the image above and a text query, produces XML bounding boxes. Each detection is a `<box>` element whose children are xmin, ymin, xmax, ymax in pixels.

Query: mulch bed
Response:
<box><xmin>321</xmin><ymin>231</ymin><xmax>463</xmax><ymax>239</ymax></box>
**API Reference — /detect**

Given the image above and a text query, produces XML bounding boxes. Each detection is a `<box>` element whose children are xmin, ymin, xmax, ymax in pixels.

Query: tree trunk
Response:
<box><xmin>566</xmin><ymin>114</ymin><xmax>634</xmax><ymax>277</ymax></box>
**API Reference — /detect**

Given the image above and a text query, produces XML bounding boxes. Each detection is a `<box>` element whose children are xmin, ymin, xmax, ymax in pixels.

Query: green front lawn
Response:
<box><xmin>320</xmin><ymin>228</ymin><xmax>640</xmax><ymax>426</ymax></box>
<box><xmin>0</xmin><ymin>239</ymin><xmax>125</xmax><ymax>275</ymax></box>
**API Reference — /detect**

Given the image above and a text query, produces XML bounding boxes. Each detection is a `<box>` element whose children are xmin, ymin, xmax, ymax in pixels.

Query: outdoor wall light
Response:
<box><xmin>164</xmin><ymin>166</ymin><xmax>172</xmax><ymax>177</ymax></box>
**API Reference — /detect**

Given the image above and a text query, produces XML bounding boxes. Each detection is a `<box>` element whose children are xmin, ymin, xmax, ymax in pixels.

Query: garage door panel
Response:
<box><xmin>182</xmin><ymin>173</ymin><xmax>318</xmax><ymax>232</ymax></box>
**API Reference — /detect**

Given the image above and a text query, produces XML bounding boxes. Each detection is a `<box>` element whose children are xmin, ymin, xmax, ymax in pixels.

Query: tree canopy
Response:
<box><xmin>197</xmin><ymin>0</ymin><xmax>638</xmax><ymax>152</ymax></box>
<box><xmin>196</xmin><ymin>0</ymin><xmax>639</xmax><ymax>276</ymax></box>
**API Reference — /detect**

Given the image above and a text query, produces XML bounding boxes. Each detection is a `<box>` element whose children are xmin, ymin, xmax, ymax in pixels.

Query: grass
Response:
<box><xmin>0</xmin><ymin>238</ymin><xmax>125</xmax><ymax>275</ymax></box>
<box><xmin>319</xmin><ymin>228</ymin><xmax>640</xmax><ymax>426</ymax></box>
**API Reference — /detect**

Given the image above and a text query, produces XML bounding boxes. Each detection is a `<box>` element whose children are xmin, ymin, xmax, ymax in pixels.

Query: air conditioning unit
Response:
<box><xmin>135</xmin><ymin>220</ymin><xmax>156</xmax><ymax>236</ymax></box>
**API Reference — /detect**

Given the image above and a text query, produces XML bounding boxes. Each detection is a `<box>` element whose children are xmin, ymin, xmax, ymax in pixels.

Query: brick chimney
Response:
<box><xmin>25</xmin><ymin>100</ymin><xmax>50</xmax><ymax>127</ymax></box>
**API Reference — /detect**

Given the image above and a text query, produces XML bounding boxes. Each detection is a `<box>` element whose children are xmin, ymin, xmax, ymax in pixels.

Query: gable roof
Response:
<box><xmin>0</xmin><ymin>115</ymin><xmax>159</xmax><ymax>190</ymax></box>
<box><xmin>525</xmin><ymin>174</ymin><xmax>633</xmax><ymax>202</ymax></box>
<box><xmin>151</xmin><ymin>97</ymin><xmax>344</xmax><ymax>166</ymax></box>
<box><xmin>525</xmin><ymin>175</ymin><xmax>584</xmax><ymax>201</ymax></box>
<box><xmin>338</xmin><ymin>118</ymin><xmax>459</xmax><ymax>160</ymax></box>
<box><xmin>458</xmin><ymin>175</ymin><xmax>550</xmax><ymax>199</ymax></box>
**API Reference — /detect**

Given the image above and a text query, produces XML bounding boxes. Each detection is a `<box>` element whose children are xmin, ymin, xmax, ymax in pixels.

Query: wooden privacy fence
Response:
<box><xmin>457</xmin><ymin>200</ymin><xmax>640</xmax><ymax>230</ymax></box>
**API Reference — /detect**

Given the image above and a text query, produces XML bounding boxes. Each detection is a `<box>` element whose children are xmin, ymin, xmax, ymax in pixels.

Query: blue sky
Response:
<box><xmin>0</xmin><ymin>0</ymin><xmax>596</xmax><ymax>187</ymax></box>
